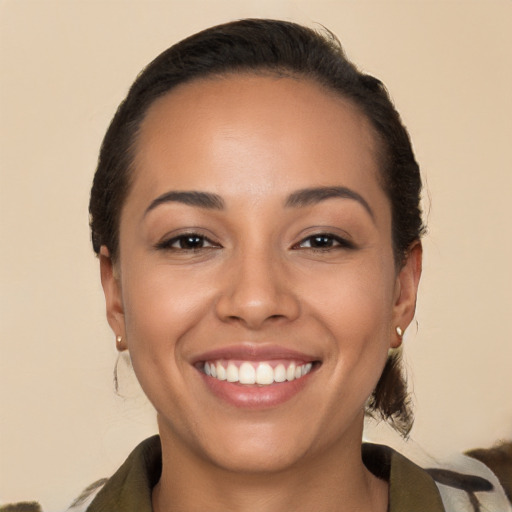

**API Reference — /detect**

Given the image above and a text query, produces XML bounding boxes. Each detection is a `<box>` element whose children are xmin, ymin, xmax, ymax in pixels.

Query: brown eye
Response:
<box><xmin>176</xmin><ymin>235</ymin><xmax>207</xmax><ymax>249</ymax></box>
<box><xmin>296</xmin><ymin>233</ymin><xmax>354</xmax><ymax>250</ymax></box>
<box><xmin>157</xmin><ymin>233</ymin><xmax>220</xmax><ymax>251</ymax></box>
<box><xmin>306</xmin><ymin>235</ymin><xmax>335</xmax><ymax>248</ymax></box>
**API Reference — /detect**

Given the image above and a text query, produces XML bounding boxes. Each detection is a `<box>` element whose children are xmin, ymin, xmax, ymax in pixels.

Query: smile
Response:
<box><xmin>194</xmin><ymin>346</ymin><xmax>320</xmax><ymax>408</ymax></box>
<box><xmin>203</xmin><ymin>360</ymin><xmax>314</xmax><ymax>385</ymax></box>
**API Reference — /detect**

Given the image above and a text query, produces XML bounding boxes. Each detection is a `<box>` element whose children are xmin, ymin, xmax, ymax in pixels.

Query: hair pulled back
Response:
<box><xmin>89</xmin><ymin>18</ymin><xmax>424</xmax><ymax>436</ymax></box>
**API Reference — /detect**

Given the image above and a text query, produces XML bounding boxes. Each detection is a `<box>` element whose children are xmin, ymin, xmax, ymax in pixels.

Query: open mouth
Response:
<box><xmin>199</xmin><ymin>359</ymin><xmax>319</xmax><ymax>386</ymax></box>
<box><xmin>192</xmin><ymin>346</ymin><xmax>321</xmax><ymax>407</ymax></box>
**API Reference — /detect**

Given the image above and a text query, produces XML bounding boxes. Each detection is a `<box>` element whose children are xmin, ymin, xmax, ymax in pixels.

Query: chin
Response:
<box><xmin>184</xmin><ymin>417</ymin><xmax>316</xmax><ymax>474</ymax></box>
<box><xmin>206</xmin><ymin>438</ymin><xmax>309</xmax><ymax>475</ymax></box>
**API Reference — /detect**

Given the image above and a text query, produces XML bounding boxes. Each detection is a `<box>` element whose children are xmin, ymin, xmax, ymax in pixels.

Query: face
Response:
<box><xmin>101</xmin><ymin>74</ymin><xmax>421</xmax><ymax>473</ymax></box>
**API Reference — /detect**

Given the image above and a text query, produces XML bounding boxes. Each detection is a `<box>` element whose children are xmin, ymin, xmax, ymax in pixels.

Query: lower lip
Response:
<box><xmin>198</xmin><ymin>370</ymin><xmax>313</xmax><ymax>409</ymax></box>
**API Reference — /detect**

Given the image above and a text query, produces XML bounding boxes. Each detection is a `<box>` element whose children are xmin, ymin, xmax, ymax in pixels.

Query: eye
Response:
<box><xmin>156</xmin><ymin>233</ymin><xmax>220</xmax><ymax>251</ymax></box>
<box><xmin>295</xmin><ymin>233</ymin><xmax>354</xmax><ymax>250</ymax></box>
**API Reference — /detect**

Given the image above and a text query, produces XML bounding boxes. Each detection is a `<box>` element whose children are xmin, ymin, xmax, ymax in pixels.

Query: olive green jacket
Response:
<box><xmin>66</xmin><ymin>436</ymin><xmax>512</xmax><ymax>512</ymax></box>
<box><xmin>67</xmin><ymin>437</ymin><xmax>445</xmax><ymax>512</ymax></box>
<box><xmin>3</xmin><ymin>436</ymin><xmax>511</xmax><ymax>512</ymax></box>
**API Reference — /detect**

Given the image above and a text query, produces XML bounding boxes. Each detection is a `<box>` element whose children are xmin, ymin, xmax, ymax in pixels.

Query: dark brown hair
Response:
<box><xmin>90</xmin><ymin>18</ymin><xmax>424</xmax><ymax>436</ymax></box>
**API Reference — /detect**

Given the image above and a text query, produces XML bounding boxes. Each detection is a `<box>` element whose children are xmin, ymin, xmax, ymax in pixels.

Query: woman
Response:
<box><xmin>4</xmin><ymin>18</ymin><xmax>510</xmax><ymax>512</ymax></box>
<box><xmin>91</xmin><ymin>18</ymin><xmax>422</xmax><ymax>512</ymax></box>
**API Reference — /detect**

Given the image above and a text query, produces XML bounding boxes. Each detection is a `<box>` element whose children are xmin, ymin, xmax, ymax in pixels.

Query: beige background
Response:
<box><xmin>1</xmin><ymin>1</ymin><xmax>511</xmax><ymax>509</ymax></box>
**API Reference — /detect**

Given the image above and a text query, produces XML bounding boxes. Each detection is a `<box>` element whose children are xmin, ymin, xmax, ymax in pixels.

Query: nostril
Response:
<box><xmin>268</xmin><ymin>314</ymin><xmax>287</xmax><ymax>320</ymax></box>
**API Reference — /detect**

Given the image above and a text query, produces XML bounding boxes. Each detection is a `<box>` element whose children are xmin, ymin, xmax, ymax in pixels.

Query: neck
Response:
<box><xmin>152</xmin><ymin>422</ymin><xmax>388</xmax><ymax>512</ymax></box>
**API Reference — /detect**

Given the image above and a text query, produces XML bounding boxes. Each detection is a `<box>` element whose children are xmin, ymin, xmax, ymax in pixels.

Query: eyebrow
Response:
<box><xmin>285</xmin><ymin>186</ymin><xmax>374</xmax><ymax>220</ymax></box>
<box><xmin>144</xmin><ymin>191</ymin><xmax>225</xmax><ymax>216</ymax></box>
<box><xmin>144</xmin><ymin>186</ymin><xmax>374</xmax><ymax>220</ymax></box>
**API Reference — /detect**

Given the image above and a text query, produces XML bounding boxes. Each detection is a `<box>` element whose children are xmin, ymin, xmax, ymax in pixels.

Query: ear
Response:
<box><xmin>391</xmin><ymin>241</ymin><xmax>423</xmax><ymax>348</ymax></box>
<box><xmin>99</xmin><ymin>246</ymin><xmax>127</xmax><ymax>351</ymax></box>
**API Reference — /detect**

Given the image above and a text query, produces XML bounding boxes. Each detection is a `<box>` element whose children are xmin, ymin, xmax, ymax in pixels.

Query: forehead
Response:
<box><xmin>130</xmin><ymin>73</ymin><xmax>386</xmax><ymax>213</ymax></box>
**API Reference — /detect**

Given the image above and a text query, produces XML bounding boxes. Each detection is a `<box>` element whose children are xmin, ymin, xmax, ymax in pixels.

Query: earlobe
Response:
<box><xmin>391</xmin><ymin>241</ymin><xmax>423</xmax><ymax>347</ymax></box>
<box><xmin>99</xmin><ymin>246</ymin><xmax>127</xmax><ymax>351</ymax></box>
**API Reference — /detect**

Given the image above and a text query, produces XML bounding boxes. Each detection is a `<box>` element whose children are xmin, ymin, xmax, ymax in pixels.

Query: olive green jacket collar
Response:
<box><xmin>86</xmin><ymin>435</ymin><xmax>445</xmax><ymax>512</ymax></box>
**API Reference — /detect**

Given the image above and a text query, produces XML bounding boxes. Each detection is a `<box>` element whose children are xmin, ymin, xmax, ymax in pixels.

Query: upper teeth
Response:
<box><xmin>203</xmin><ymin>361</ymin><xmax>313</xmax><ymax>385</ymax></box>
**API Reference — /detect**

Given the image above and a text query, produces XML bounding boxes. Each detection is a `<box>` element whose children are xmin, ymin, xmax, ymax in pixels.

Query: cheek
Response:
<box><xmin>118</xmin><ymin>263</ymin><xmax>219</xmax><ymax>421</ymax></box>
<box><xmin>307</xmin><ymin>257</ymin><xmax>396</xmax><ymax>337</ymax></box>
<box><xmin>304</xmin><ymin>255</ymin><xmax>396</xmax><ymax>392</ymax></box>
<box><xmin>120</xmin><ymin>263</ymin><xmax>215</xmax><ymax>363</ymax></box>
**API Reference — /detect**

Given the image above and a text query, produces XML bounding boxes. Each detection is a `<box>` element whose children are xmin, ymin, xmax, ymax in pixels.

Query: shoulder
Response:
<box><xmin>1</xmin><ymin>436</ymin><xmax>161</xmax><ymax>512</ymax></box>
<box><xmin>363</xmin><ymin>440</ymin><xmax>512</xmax><ymax>512</ymax></box>
<box><xmin>389</xmin><ymin>440</ymin><xmax>512</xmax><ymax>512</ymax></box>
<box><xmin>69</xmin><ymin>435</ymin><xmax>161</xmax><ymax>512</ymax></box>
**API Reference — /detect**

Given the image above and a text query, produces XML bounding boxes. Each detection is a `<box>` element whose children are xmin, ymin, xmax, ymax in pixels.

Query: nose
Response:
<box><xmin>215</xmin><ymin>247</ymin><xmax>301</xmax><ymax>330</ymax></box>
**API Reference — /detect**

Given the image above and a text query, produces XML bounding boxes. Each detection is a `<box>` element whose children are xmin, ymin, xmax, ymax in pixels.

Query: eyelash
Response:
<box><xmin>155</xmin><ymin>232</ymin><xmax>354</xmax><ymax>252</ymax></box>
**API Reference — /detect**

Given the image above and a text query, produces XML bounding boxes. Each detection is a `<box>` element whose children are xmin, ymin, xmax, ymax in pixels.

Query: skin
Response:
<box><xmin>100</xmin><ymin>74</ymin><xmax>422</xmax><ymax>511</ymax></box>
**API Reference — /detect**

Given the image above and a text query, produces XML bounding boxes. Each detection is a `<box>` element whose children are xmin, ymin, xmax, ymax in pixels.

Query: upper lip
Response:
<box><xmin>192</xmin><ymin>344</ymin><xmax>319</xmax><ymax>364</ymax></box>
